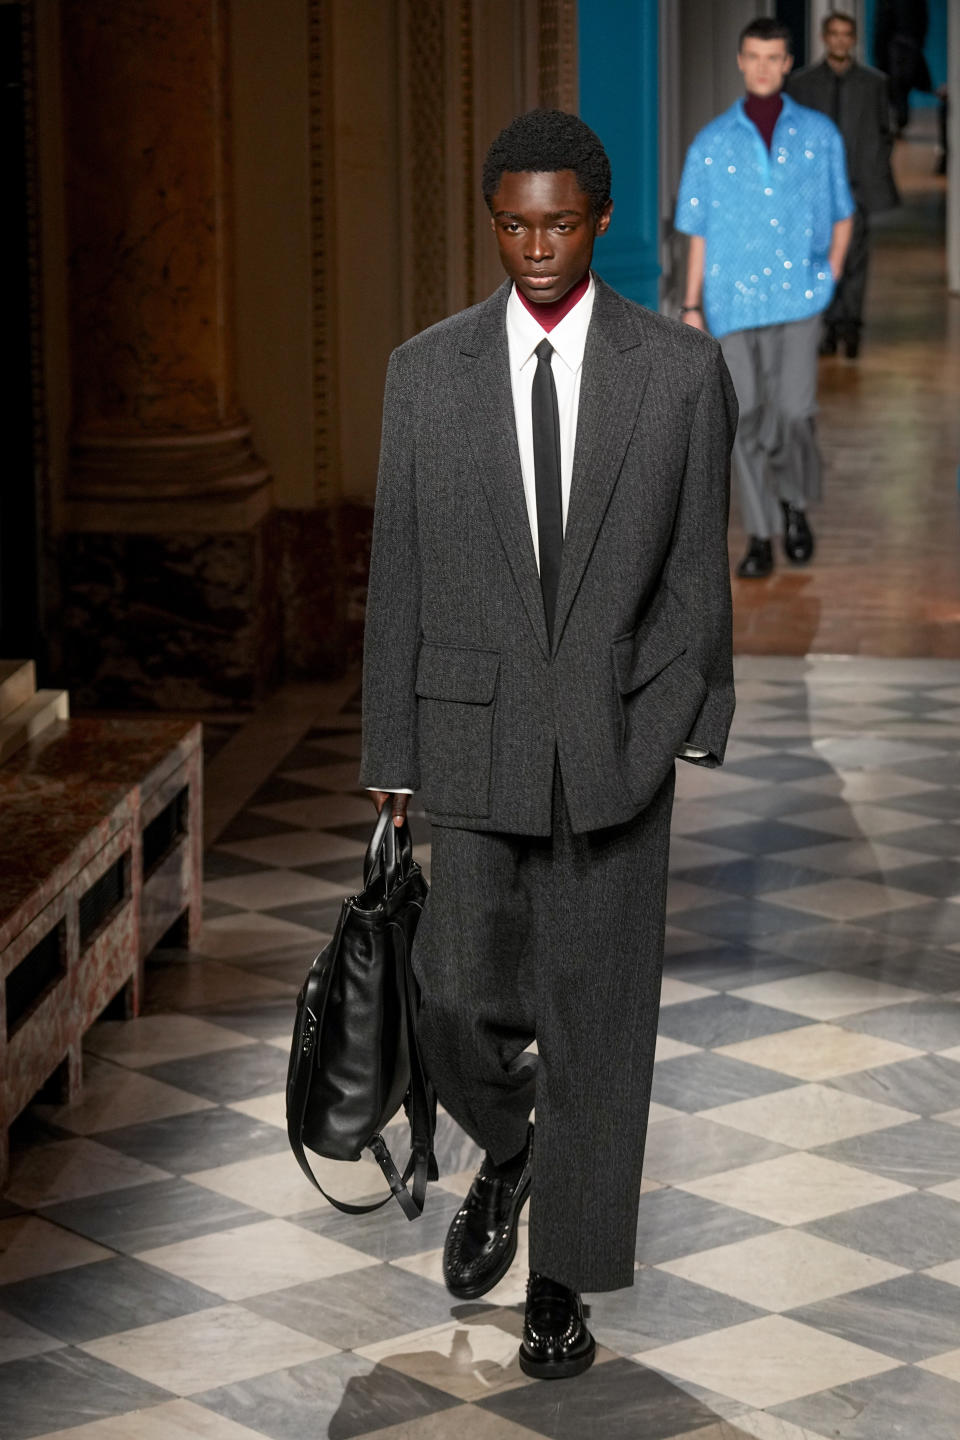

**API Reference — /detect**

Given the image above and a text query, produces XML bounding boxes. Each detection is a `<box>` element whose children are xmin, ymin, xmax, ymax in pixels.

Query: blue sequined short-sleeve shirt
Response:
<box><xmin>675</xmin><ymin>94</ymin><xmax>854</xmax><ymax>339</ymax></box>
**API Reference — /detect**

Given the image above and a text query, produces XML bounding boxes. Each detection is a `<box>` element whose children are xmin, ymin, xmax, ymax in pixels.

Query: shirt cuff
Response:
<box><xmin>365</xmin><ymin>787</ymin><xmax>414</xmax><ymax>795</ymax></box>
<box><xmin>677</xmin><ymin>744</ymin><xmax>710</xmax><ymax>760</ymax></box>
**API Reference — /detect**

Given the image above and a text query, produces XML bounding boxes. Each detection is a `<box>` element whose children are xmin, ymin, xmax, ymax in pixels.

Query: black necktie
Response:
<box><xmin>532</xmin><ymin>338</ymin><xmax>563</xmax><ymax>647</ymax></box>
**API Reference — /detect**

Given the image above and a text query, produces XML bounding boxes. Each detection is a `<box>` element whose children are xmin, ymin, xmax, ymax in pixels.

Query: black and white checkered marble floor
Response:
<box><xmin>2</xmin><ymin>656</ymin><xmax>960</xmax><ymax>1440</ymax></box>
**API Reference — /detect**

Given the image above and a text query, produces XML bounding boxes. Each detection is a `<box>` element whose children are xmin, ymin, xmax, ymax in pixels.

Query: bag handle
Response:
<box><xmin>363</xmin><ymin>808</ymin><xmax>414</xmax><ymax>895</ymax></box>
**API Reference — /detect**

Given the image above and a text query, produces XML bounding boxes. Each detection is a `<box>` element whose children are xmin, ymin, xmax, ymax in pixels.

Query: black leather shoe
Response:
<box><xmin>819</xmin><ymin>324</ymin><xmax>838</xmax><ymax>356</ymax></box>
<box><xmin>843</xmin><ymin>328</ymin><xmax>861</xmax><ymax>359</ymax></box>
<box><xmin>736</xmin><ymin>537</ymin><xmax>774</xmax><ymax>578</ymax></box>
<box><xmin>781</xmin><ymin>503</ymin><xmax>815</xmax><ymax>564</ymax></box>
<box><xmin>442</xmin><ymin>1125</ymin><xmax>533</xmax><ymax>1300</ymax></box>
<box><xmin>519</xmin><ymin>1272</ymin><xmax>596</xmax><ymax>1380</ymax></box>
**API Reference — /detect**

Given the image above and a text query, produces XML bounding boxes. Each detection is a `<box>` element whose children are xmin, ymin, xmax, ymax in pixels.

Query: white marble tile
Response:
<box><xmin>792</xmin><ymin>771</ymin><xmax>939</xmax><ymax>802</ymax></box>
<box><xmin>676</xmin><ymin>1150</ymin><xmax>913</xmax><ymax>1225</ymax></box>
<box><xmin>251</xmin><ymin>793</ymin><xmax>375</xmax><ymax>829</ymax></box>
<box><xmin>193</xmin><ymin>912</ymin><xmax>326</xmax><ymax>960</ymax></box>
<box><xmin>217</xmin><ymin>831</ymin><xmax>368</xmax><ymax>870</ymax></box>
<box><xmin>355</xmin><ymin>1317</ymin><xmax>528</xmax><ymax>1402</ymax></box>
<box><xmin>674</xmin><ymin>766</ymin><xmax>766</xmax><ymax>799</ymax></box>
<box><xmin>669</xmin><ymin>803</ymin><xmax>758</xmax><ymax>837</ymax></box>
<box><xmin>635</xmin><ymin>1314</ymin><xmax>898</xmax><ymax>1409</ymax></box>
<box><xmin>81</xmin><ymin>1304</ymin><xmax>335</xmax><ymax>1395</ymax></box>
<box><xmin>36</xmin><ymin>1399</ymin><xmax>276</xmax><ymax>1440</ymax></box>
<box><xmin>0</xmin><ymin>1216</ymin><xmax>112</xmax><ymax>1285</ymax></box>
<box><xmin>789</xmin><ymin>805</ymin><xmax>933</xmax><ymax>838</ymax></box>
<box><xmin>140</xmin><ymin>957</ymin><xmax>296</xmax><ymax>1010</ymax></box>
<box><xmin>762</xmin><ymin>879</ymin><xmax>928</xmax><ymax>922</ymax></box>
<box><xmin>660</xmin><ymin>978</ymin><xmax>716</xmax><ymax>1007</ymax></box>
<box><xmin>280</xmin><ymin>761</ymin><xmax>368</xmax><ymax>791</ymax></box>
<box><xmin>228</xmin><ymin>1090</ymin><xmax>287</xmax><ymax>1129</ymax></box>
<box><xmin>666</xmin><ymin>882</ymin><xmax>734</xmax><ymax>916</ymax></box>
<box><xmin>136</xmin><ymin>1218</ymin><xmax>377</xmax><ymax>1300</ymax></box>
<box><xmin>657</xmin><ymin>1228</ymin><xmax>905</xmax><ymax>1312</ymax></box>
<box><xmin>186</xmin><ymin>1150</ymin><xmax>386</xmax><ymax>1217</ymax></box>
<box><xmin>925</xmin><ymin>1259</ymin><xmax>960</xmax><ymax>1288</ymax></box>
<box><xmin>929</xmin><ymin>1178</ymin><xmax>960</xmax><ymax>1202</ymax></box>
<box><xmin>701</xmin><ymin>1083</ymin><xmax>916</xmax><ymax>1149</ymax></box>
<box><xmin>655</xmin><ymin>1035</ymin><xmax>703</xmax><ymax>1063</ymax></box>
<box><xmin>668</xmin><ymin>838</ymin><xmax>743</xmax><ymax>871</ymax></box>
<box><xmin>4</xmin><ymin>1139</ymin><xmax>169</xmax><ymax>1209</ymax></box>
<box><xmin>33</xmin><ymin>1056</ymin><xmax>214</xmax><ymax>1134</ymax></box>
<box><xmin>773</xmin><ymin>839</ymin><xmax>930</xmax><ymax>877</ymax></box>
<box><xmin>203</xmin><ymin>868</ymin><xmax>344</xmax><ymax>911</ymax></box>
<box><xmin>918</xmin><ymin>1348</ymin><xmax>960</xmax><ymax>1383</ymax></box>
<box><xmin>716</xmin><ymin>1024</ymin><xmax>923</xmax><ymax>1081</ymax></box>
<box><xmin>731</xmin><ymin>971</ymin><xmax>925</xmax><ymax>1021</ymax></box>
<box><xmin>86</xmin><ymin>1015</ymin><xmax>254</xmax><ymax>1069</ymax></box>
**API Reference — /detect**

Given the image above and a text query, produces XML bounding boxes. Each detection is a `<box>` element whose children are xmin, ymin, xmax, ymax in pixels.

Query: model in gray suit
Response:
<box><xmin>361</xmin><ymin>110</ymin><xmax>737</xmax><ymax>1380</ymax></box>
<box><xmin>789</xmin><ymin>9</ymin><xmax>899</xmax><ymax>358</ymax></box>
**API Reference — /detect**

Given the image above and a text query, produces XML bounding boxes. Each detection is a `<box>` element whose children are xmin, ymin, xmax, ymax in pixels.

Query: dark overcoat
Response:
<box><xmin>360</xmin><ymin>276</ymin><xmax>737</xmax><ymax>836</ymax></box>
<box><xmin>789</xmin><ymin>60</ymin><xmax>900</xmax><ymax>212</ymax></box>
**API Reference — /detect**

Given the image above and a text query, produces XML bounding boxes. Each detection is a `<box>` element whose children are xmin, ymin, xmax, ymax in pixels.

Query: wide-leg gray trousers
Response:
<box><xmin>720</xmin><ymin>313</ymin><xmax>822</xmax><ymax>540</ymax></box>
<box><xmin>412</xmin><ymin>767</ymin><xmax>675</xmax><ymax>1294</ymax></box>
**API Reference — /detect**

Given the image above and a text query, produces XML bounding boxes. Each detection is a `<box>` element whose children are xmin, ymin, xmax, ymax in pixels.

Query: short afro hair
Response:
<box><xmin>482</xmin><ymin>109</ymin><xmax>612</xmax><ymax>218</ymax></box>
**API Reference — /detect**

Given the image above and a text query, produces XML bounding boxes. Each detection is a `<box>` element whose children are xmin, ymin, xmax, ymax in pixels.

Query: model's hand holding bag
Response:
<box><xmin>286</xmin><ymin>805</ymin><xmax>437</xmax><ymax>1219</ymax></box>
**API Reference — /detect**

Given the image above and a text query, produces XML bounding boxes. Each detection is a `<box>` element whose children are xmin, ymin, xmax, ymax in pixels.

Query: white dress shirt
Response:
<box><xmin>505</xmin><ymin>276</ymin><xmax>595</xmax><ymax>571</ymax></box>
<box><xmin>371</xmin><ymin>274</ymin><xmax>705</xmax><ymax>791</ymax></box>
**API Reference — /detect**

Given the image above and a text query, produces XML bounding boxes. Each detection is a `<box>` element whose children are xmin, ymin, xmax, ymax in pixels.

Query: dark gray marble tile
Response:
<box><xmin>724</xmin><ymin>754</ymin><xmax>836</xmax><ymax>783</ymax></box>
<box><xmin>0</xmin><ymin>1348</ymin><xmax>170</xmax><ymax>1440</ymax></box>
<box><xmin>762</xmin><ymin>923</ymin><xmax>918</xmax><ymax>969</ymax></box>
<box><xmin>196</xmin><ymin>1352</ymin><xmax>458</xmax><ymax>1440</ymax></box>
<box><xmin>652</xmin><ymin>1050</ymin><xmax>801</xmax><ymax>1112</ymax></box>
<box><xmin>772</xmin><ymin>1363</ymin><xmax>960</xmax><ymax>1440</ymax></box>
<box><xmin>862</xmin><ymin>859</ymin><xmax>960</xmax><ymax>899</ymax></box>
<box><xmin>675</xmin><ymin>857</ymin><xmax>835</xmax><ymax>896</ymax></box>
<box><xmin>815</xmin><ymin>1119</ymin><xmax>960</xmax><ymax>1189</ymax></box>
<box><xmin>661</xmin><ymin>947</ymin><xmax>820</xmax><ymax>993</ymax></box>
<box><xmin>248</xmin><ymin>775</ymin><xmax>325</xmax><ymax>808</ymax></box>
<box><xmin>633</xmin><ymin>1186</ymin><xmax>777</xmax><ymax>1265</ymax></box>
<box><xmin>704</xmin><ymin>786</ymin><xmax>834</xmax><ymax>820</ymax></box>
<box><xmin>655</xmin><ymin>994</ymin><xmax>810</xmax><ymax>1049</ymax></box>
<box><xmin>696</xmin><ymin>820</ymin><xmax>838</xmax><ymax>854</ymax></box>
<box><xmin>194</xmin><ymin>998</ymin><xmax>298</xmax><ymax>1041</ymax></box>
<box><xmin>143</xmin><ymin>1043</ymin><xmax>288</xmax><ymax>1104</ymax></box>
<box><xmin>39</xmin><ymin>1178</ymin><xmax>266</xmax><ymax>1254</ymax></box>
<box><xmin>291</xmin><ymin>1190</ymin><xmax>465</xmax><ymax>1262</ymax></box>
<box><xmin>874</xmin><ymin>791</ymin><xmax>960</xmax><ymax>822</ymax></box>
<box><xmin>215</xmin><ymin>811</ymin><xmax>303</xmax><ymax>844</ymax></box>
<box><xmin>0</xmin><ymin>1256</ymin><xmax>221</xmax><ymax>1344</ymax></box>
<box><xmin>590</xmin><ymin>1267</ymin><xmax>765</xmax><ymax>1355</ymax></box>
<box><xmin>787</xmin><ymin>1273</ymin><xmax>960</xmax><ymax>1363</ymax></box>
<box><xmin>96</xmin><ymin>1108</ymin><xmax>289</xmax><ymax>1175</ymax></box>
<box><xmin>264</xmin><ymin>898</ymin><xmax>348</xmax><ymax>931</ymax></box>
<box><xmin>204</xmin><ymin>849</ymin><xmax>271</xmax><ymax>880</ymax></box>
<box><xmin>878</xmin><ymin>823</ymin><xmax>960</xmax><ymax>858</ymax></box>
<box><xmin>802</xmin><ymin>1190</ymin><xmax>960</xmax><ymax>1270</ymax></box>
<box><xmin>246</xmin><ymin>1266</ymin><xmax>449</xmax><ymax>1350</ymax></box>
<box><xmin>833</xmin><ymin>947</ymin><xmax>960</xmax><ymax>995</ymax></box>
<box><xmin>893</xmin><ymin>755</ymin><xmax>960</xmax><ymax>785</ymax></box>
<box><xmin>828</xmin><ymin>1054</ymin><xmax>960</xmax><ymax>1116</ymax></box>
<box><xmin>841</xmin><ymin>1000</ymin><xmax>960</xmax><ymax>1053</ymax></box>
<box><xmin>478</xmin><ymin>1356</ymin><xmax>721</xmax><ymax>1440</ymax></box>
<box><xmin>674</xmin><ymin>898</ymin><xmax>825</xmax><ymax>943</ymax></box>
<box><xmin>851</xmin><ymin>903</ymin><xmax>960</xmax><ymax>947</ymax></box>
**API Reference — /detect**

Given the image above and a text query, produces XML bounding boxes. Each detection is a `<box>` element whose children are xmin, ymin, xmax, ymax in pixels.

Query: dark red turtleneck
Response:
<box><xmin>745</xmin><ymin>91</ymin><xmax>783</xmax><ymax>151</ymax></box>
<box><xmin>516</xmin><ymin>270</ymin><xmax>591</xmax><ymax>332</ymax></box>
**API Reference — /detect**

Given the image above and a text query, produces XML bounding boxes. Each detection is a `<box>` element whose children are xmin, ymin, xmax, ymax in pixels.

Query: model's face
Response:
<box><xmin>490</xmin><ymin>169</ymin><xmax>612</xmax><ymax>306</ymax></box>
<box><xmin>738</xmin><ymin>38</ymin><xmax>793</xmax><ymax>96</ymax></box>
<box><xmin>824</xmin><ymin>20</ymin><xmax>856</xmax><ymax>62</ymax></box>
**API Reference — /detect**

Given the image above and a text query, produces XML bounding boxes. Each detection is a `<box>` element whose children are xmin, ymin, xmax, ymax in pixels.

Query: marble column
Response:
<box><xmin>57</xmin><ymin>0</ymin><xmax>278</xmax><ymax>708</ymax></box>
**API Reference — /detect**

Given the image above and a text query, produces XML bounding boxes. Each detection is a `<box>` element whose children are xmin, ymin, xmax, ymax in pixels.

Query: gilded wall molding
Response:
<box><xmin>537</xmin><ymin>0</ymin><xmax>577</xmax><ymax>111</ymax></box>
<box><xmin>406</xmin><ymin>0</ymin><xmax>449</xmax><ymax>333</ymax></box>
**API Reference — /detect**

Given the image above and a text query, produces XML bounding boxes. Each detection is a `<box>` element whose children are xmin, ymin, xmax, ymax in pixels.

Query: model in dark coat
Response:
<box><xmin>790</xmin><ymin>13</ymin><xmax>899</xmax><ymax>356</ymax></box>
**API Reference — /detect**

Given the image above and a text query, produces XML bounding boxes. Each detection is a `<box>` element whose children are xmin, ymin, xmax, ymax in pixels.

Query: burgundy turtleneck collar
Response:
<box><xmin>745</xmin><ymin>90</ymin><xmax>783</xmax><ymax>151</ymax></box>
<box><xmin>516</xmin><ymin>270</ymin><xmax>591</xmax><ymax>332</ymax></box>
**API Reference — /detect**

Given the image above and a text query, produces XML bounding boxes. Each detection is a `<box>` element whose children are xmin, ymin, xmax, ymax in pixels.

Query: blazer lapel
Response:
<box><xmin>454</xmin><ymin>283</ymin><xmax>550</xmax><ymax>659</ymax></box>
<box><xmin>551</xmin><ymin>281</ymin><xmax>651</xmax><ymax>650</ymax></box>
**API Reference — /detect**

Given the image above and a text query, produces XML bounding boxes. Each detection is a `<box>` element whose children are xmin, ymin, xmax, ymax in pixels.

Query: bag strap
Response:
<box><xmin>287</xmin><ymin>906</ymin><xmax>437</xmax><ymax>1220</ymax></box>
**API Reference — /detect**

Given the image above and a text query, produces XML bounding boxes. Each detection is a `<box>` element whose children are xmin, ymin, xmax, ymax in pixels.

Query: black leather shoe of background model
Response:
<box><xmin>442</xmin><ymin>1124</ymin><xmax>533</xmax><ymax>1300</ymax></box>
<box><xmin>819</xmin><ymin>324</ymin><xmax>838</xmax><ymax>356</ymax></box>
<box><xmin>843</xmin><ymin>327</ymin><xmax>861</xmax><ymax>359</ymax></box>
<box><xmin>519</xmin><ymin>1271</ymin><xmax>596</xmax><ymax>1380</ymax></box>
<box><xmin>736</xmin><ymin>537</ymin><xmax>774</xmax><ymax>579</ymax></box>
<box><xmin>781</xmin><ymin>503</ymin><xmax>815</xmax><ymax>564</ymax></box>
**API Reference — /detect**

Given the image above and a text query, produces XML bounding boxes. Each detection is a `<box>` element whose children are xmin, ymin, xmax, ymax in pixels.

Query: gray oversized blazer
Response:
<box><xmin>360</xmin><ymin>275</ymin><xmax>738</xmax><ymax>836</ymax></box>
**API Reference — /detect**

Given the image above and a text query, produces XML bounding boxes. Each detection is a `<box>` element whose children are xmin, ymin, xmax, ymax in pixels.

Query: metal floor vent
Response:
<box><xmin>6</xmin><ymin>923</ymin><xmax>66</xmax><ymax>1036</ymax></box>
<box><xmin>143</xmin><ymin>787</ymin><xmax>189</xmax><ymax>876</ymax></box>
<box><xmin>79</xmin><ymin>855</ymin><xmax>128</xmax><ymax>950</ymax></box>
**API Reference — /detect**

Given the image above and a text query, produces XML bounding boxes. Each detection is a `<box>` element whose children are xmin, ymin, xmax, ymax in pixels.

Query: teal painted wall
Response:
<box><xmin>578</xmin><ymin>0</ymin><xmax>660</xmax><ymax>310</ymax></box>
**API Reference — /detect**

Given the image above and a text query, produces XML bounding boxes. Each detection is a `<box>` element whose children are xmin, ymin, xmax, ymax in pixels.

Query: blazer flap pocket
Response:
<box><xmin>613</xmin><ymin>628</ymin><xmax>687</xmax><ymax>694</ymax></box>
<box><xmin>415</xmin><ymin>643</ymin><xmax>500</xmax><ymax>704</ymax></box>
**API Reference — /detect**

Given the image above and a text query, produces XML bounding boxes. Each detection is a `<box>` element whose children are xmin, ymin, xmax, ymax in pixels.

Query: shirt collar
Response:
<box><xmin>506</xmin><ymin>272</ymin><xmax>596</xmax><ymax>375</ymax></box>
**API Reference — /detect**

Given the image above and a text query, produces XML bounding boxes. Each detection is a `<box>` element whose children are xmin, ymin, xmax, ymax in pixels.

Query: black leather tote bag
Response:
<box><xmin>286</xmin><ymin>806</ymin><xmax>438</xmax><ymax>1220</ymax></box>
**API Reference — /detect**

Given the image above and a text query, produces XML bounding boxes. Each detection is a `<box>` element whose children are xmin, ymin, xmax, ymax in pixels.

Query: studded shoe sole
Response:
<box><xmin>518</xmin><ymin>1329</ymin><xmax>596</xmax><ymax>1380</ymax></box>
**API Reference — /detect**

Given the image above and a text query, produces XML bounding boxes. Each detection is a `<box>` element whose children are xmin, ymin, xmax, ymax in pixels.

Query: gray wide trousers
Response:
<box><xmin>720</xmin><ymin>312</ymin><xmax>822</xmax><ymax>540</ymax></box>
<box><xmin>413</xmin><ymin>767</ymin><xmax>675</xmax><ymax>1294</ymax></box>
